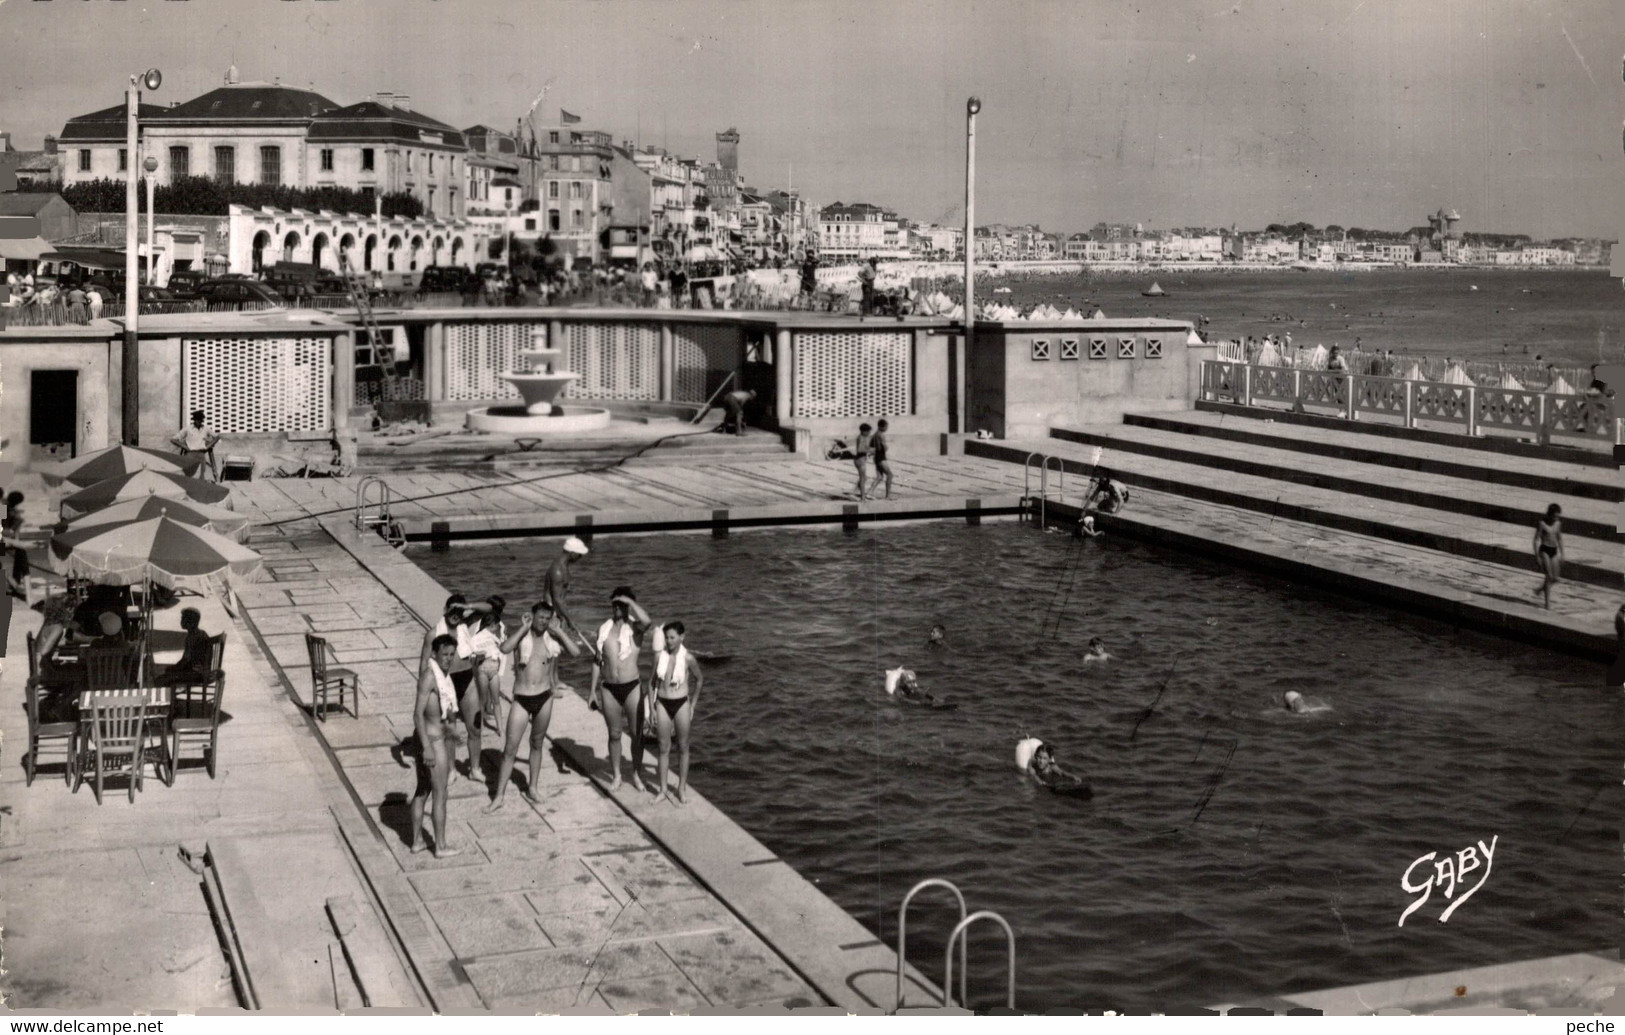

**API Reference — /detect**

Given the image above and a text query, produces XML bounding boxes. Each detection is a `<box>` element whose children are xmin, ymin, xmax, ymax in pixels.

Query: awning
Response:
<box><xmin>0</xmin><ymin>237</ymin><xmax>53</xmax><ymax>262</ymax></box>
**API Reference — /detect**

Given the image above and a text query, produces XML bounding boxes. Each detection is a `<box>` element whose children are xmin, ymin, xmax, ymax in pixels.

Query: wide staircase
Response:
<box><xmin>966</xmin><ymin>406</ymin><xmax>1620</xmax><ymax>657</ymax></box>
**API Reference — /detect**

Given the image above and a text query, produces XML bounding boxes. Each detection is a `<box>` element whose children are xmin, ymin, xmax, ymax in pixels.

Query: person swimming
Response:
<box><xmin>1283</xmin><ymin>690</ymin><xmax>1330</xmax><ymax>714</ymax></box>
<box><xmin>927</xmin><ymin>624</ymin><xmax>954</xmax><ymax>651</ymax></box>
<box><xmin>1083</xmin><ymin>637</ymin><xmax>1110</xmax><ymax>663</ymax></box>
<box><xmin>1017</xmin><ymin>738</ymin><xmax>1091</xmax><ymax>796</ymax></box>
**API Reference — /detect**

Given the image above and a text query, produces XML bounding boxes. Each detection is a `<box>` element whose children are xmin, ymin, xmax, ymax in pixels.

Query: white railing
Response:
<box><xmin>1199</xmin><ymin>360</ymin><xmax>1614</xmax><ymax>443</ymax></box>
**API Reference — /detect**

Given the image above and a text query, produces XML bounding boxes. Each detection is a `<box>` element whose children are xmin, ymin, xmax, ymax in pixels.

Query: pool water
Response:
<box><xmin>415</xmin><ymin>524</ymin><xmax>1619</xmax><ymax>1012</ymax></box>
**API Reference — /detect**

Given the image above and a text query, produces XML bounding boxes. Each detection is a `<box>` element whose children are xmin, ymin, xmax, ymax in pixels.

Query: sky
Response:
<box><xmin>3</xmin><ymin>0</ymin><xmax>1621</xmax><ymax>239</ymax></box>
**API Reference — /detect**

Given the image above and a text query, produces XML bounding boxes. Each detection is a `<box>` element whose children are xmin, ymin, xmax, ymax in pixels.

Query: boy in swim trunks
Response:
<box><xmin>484</xmin><ymin>601</ymin><xmax>581</xmax><ymax>811</ymax></box>
<box><xmin>421</xmin><ymin>594</ymin><xmax>481</xmax><ymax>779</ymax></box>
<box><xmin>1532</xmin><ymin>504</ymin><xmax>1563</xmax><ymax>610</ymax></box>
<box><xmin>853</xmin><ymin>423</ymin><xmax>874</xmax><ymax>500</ymax></box>
<box><xmin>591</xmin><ymin>587</ymin><xmax>663</xmax><ymax>791</ymax></box>
<box><xmin>410</xmin><ymin>636</ymin><xmax>462</xmax><ymax>858</ymax></box>
<box><xmin>652</xmin><ymin>621</ymin><xmax>703</xmax><ymax>806</ymax></box>
<box><xmin>868</xmin><ymin>419</ymin><xmax>895</xmax><ymax>500</ymax></box>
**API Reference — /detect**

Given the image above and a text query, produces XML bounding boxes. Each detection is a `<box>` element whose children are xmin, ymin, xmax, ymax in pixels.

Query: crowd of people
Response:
<box><xmin>3</xmin><ymin>271</ymin><xmax>107</xmax><ymax>323</ymax></box>
<box><xmin>406</xmin><ymin>536</ymin><xmax>704</xmax><ymax>858</ymax></box>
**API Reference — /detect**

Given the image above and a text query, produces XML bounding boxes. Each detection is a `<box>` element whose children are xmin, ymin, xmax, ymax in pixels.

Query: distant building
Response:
<box><xmin>820</xmin><ymin>201</ymin><xmax>897</xmax><ymax>260</ymax></box>
<box><xmin>0</xmin><ymin>192</ymin><xmax>77</xmax><ymax>242</ymax></box>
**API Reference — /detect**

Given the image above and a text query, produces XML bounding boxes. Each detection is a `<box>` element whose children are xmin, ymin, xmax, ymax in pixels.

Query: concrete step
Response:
<box><xmin>1048</xmin><ymin>422</ymin><xmax>1616</xmax><ymax>542</ymax></box>
<box><xmin>1195</xmin><ymin>399</ymin><xmax>1615</xmax><ymax>468</ymax></box>
<box><xmin>1123</xmin><ymin>410</ymin><xmax>1621</xmax><ymax>502</ymax></box>
<box><xmin>967</xmin><ymin>436</ymin><xmax>1622</xmax><ymax>590</ymax></box>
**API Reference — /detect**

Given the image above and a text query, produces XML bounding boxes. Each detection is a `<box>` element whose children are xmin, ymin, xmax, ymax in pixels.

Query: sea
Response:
<box><xmin>962</xmin><ymin>267</ymin><xmax>1620</xmax><ymax>371</ymax></box>
<box><xmin>415</xmin><ymin>524</ymin><xmax>1618</xmax><ymax>1013</ymax></box>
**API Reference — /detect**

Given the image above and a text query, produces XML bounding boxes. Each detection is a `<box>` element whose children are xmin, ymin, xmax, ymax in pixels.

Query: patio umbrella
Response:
<box><xmin>36</xmin><ymin>444</ymin><xmax>204</xmax><ymax>489</ymax></box>
<box><xmin>53</xmin><ymin>495</ymin><xmax>251</xmax><ymax>542</ymax></box>
<box><xmin>60</xmin><ymin>469</ymin><xmax>230</xmax><ymax>521</ymax></box>
<box><xmin>50</xmin><ymin>514</ymin><xmax>262</xmax><ymax>592</ymax></box>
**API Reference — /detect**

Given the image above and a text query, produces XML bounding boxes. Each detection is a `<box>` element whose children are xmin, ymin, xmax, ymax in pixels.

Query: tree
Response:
<box><xmin>58</xmin><ymin>175</ymin><xmax>422</xmax><ymax>219</ymax></box>
<box><xmin>1325</xmin><ymin>224</ymin><xmax>1345</xmax><ymax>237</ymax></box>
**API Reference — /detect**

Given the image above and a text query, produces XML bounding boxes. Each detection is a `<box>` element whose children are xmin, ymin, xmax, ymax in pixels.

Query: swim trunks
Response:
<box><xmin>1539</xmin><ymin>544</ymin><xmax>1558</xmax><ymax>558</ymax></box>
<box><xmin>514</xmin><ymin>689</ymin><xmax>554</xmax><ymax>717</ymax></box>
<box><xmin>602</xmin><ymin>679</ymin><xmax>639</xmax><ymax>705</ymax></box>
<box><xmin>658</xmin><ymin>695</ymin><xmax>688</xmax><ymax>719</ymax></box>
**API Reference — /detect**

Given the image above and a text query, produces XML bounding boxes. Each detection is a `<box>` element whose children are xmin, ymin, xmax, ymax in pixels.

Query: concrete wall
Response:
<box><xmin>135</xmin><ymin>334</ymin><xmax>184</xmax><ymax>451</ymax></box>
<box><xmin>0</xmin><ymin>326</ymin><xmax>116</xmax><ymax>465</ymax></box>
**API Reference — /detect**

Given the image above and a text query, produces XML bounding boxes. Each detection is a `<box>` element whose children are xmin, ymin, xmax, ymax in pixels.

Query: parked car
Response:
<box><xmin>416</xmin><ymin>265</ymin><xmax>476</xmax><ymax>295</ymax></box>
<box><xmin>184</xmin><ymin>279</ymin><xmax>285</xmax><ymax>307</ymax></box>
<box><xmin>166</xmin><ymin>269</ymin><xmax>208</xmax><ymax>295</ymax></box>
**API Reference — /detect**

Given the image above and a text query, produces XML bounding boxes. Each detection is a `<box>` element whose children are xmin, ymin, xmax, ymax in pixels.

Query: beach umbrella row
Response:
<box><xmin>59</xmin><ymin>468</ymin><xmax>230</xmax><ymax>521</ymax></box>
<box><xmin>36</xmin><ymin>444</ymin><xmax>205</xmax><ymax>489</ymax></box>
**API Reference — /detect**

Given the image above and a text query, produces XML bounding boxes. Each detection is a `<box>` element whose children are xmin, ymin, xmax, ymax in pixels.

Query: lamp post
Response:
<box><xmin>123</xmin><ymin>69</ymin><xmax>160</xmax><ymax>446</ymax></box>
<box><xmin>963</xmin><ymin>95</ymin><xmax>979</xmax><ymax>432</ymax></box>
<box><xmin>142</xmin><ymin>155</ymin><xmax>158</xmax><ymax>289</ymax></box>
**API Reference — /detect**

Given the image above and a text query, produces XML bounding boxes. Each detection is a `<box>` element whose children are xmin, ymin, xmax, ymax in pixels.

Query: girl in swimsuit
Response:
<box><xmin>853</xmin><ymin>423</ymin><xmax>874</xmax><ymax>500</ymax></box>
<box><xmin>652</xmin><ymin>621</ymin><xmax>703</xmax><ymax>806</ymax></box>
<box><xmin>1533</xmin><ymin>504</ymin><xmax>1563</xmax><ymax>610</ymax></box>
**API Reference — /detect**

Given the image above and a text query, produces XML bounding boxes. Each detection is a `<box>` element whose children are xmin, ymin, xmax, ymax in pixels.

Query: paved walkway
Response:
<box><xmin>229</xmin><ymin>508</ymin><xmax>922</xmax><ymax>1011</ymax></box>
<box><xmin>0</xmin><ymin>545</ymin><xmax>412</xmax><ymax>1010</ymax></box>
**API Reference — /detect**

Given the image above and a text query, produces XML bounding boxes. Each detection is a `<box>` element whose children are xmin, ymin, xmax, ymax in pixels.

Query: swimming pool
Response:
<box><xmin>414</xmin><ymin>523</ymin><xmax>1618</xmax><ymax>1012</ymax></box>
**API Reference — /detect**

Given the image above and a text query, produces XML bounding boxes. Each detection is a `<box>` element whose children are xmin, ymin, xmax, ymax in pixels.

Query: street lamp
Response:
<box><xmin>142</xmin><ymin>155</ymin><xmax>158</xmax><ymax>288</ymax></box>
<box><xmin>123</xmin><ymin>68</ymin><xmax>160</xmax><ymax>445</ymax></box>
<box><xmin>963</xmin><ymin>96</ymin><xmax>979</xmax><ymax>433</ymax></box>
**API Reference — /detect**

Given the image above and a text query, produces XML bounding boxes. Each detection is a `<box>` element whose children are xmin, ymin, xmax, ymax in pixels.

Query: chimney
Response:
<box><xmin>393</xmin><ymin>94</ymin><xmax>410</xmax><ymax>112</ymax></box>
<box><xmin>375</xmin><ymin>91</ymin><xmax>393</xmax><ymax>108</ymax></box>
<box><xmin>43</xmin><ymin>135</ymin><xmax>57</xmax><ymax>154</ymax></box>
<box><xmin>0</xmin><ymin>132</ymin><xmax>10</xmax><ymax>153</ymax></box>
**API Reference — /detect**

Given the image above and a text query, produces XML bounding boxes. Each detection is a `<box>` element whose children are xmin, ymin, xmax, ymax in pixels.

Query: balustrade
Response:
<box><xmin>1200</xmin><ymin>361</ymin><xmax>1612</xmax><ymax>444</ymax></box>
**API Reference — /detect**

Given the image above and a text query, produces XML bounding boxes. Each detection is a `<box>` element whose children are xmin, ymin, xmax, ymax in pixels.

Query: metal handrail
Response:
<box><xmin>354</xmin><ymin>476</ymin><xmax>390</xmax><ymax>531</ymax></box>
<box><xmin>1040</xmin><ymin>454</ymin><xmax>1065</xmax><ymax>528</ymax></box>
<box><xmin>1021</xmin><ymin>452</ymin><xmax>1043</xmax><ymax>502</ymax></box>
<box><xmin>944</xmin><ymin>910</ymin><xmax>1016</xmax><ymax>1012</ymax></box>
<box><xmin>895</xmin><ymin>878</ymin><xmax>967</xmax><ymax>1011</ymax></box>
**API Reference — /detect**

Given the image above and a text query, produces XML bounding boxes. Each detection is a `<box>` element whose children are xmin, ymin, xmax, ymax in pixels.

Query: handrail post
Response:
<box><xmin>1291</xmin><ymin>369</ymin><xmax>1303</xmax><ymax>413</ymax></box>
<box><xmin>1403</xmin><ymin>378</ymin><xmax>1415</xmax><ymax>429</ymax></box>
<box><xmin>1465</xmin><ymin>386</ymin><xmax>1478</xmax><ymax>437</ymax></box>
<box><xmin>1241</xmin><ymin>363</ymin><xmax>1253</xmax><ymax>406</ymax></box>
<box><xmin>944</xmin><ymin>910</ymin><xmax>1016</xmax><ymax>1012</ymax></box>
<box><xmin>1344</xmin><ymin>373</ymin><xmax>1357</xmax><ymax>421</ymax></box>
<box><xmin>1536</xmin><ymin>394</ymin><xmax>1550</xmax><ymax>446</ymax></box>
<box><xmin>896</xmin><ymin>878</ymin><xmax>968</xmax><ymax>1011</ymax></box>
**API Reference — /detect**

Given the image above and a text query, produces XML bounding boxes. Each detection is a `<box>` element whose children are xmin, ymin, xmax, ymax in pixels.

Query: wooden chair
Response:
<box><xmin>24</xmin><ymin>677</ymin><xmax>77</xmax><ymax>787</ymax></box>
<box><xmin>76</xmin><ymin>689</ymin><xmax>166</xmax><ymax>804</ymax></box>
<box><xmin>166</xmin><ymin>633</ymin><xmax>226</xmax><ymax>708</ymax></box>
<box><xmin>304</xmin><ymin>632</ymin><xmax>360</xmax><ymax>721</ymax></box>
<box><xmin>85</xmin><ymin>644</ymin><xmax>139</xmax><ymax>692</ymax></box>
<box><xmin>171</xmin><ymin>673</ymin><xmax>225</xmax><ymax>780</ymax></box>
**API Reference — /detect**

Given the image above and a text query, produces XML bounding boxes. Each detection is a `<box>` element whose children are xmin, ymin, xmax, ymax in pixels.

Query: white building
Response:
<box><xmin>228</xmin><ymin>203</ymin><xmax>491</xmax><ymax>276</ymax></box>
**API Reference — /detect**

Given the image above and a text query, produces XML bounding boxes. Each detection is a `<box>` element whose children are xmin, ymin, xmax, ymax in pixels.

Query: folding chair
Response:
<box><xmin>76</xmin><ymin>689</ymin><xmax>166</xmax><ymax>804</ymax></box>
<box><xmin>24</xmin><ymin>677</ymin><xmax>77</xmax><ymax>787</ymax></box>
<box><xmin>304</xmin><ymin>632</ymin><xmax>360</xmax><ymax>721</ymax></box>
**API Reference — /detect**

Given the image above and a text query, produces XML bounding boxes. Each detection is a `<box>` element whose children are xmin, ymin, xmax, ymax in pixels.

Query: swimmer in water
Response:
<box><xmin>927</xmin><ymin>624</ymin><xmax>952</xmax><ymax>650</ymax></box>
<box><xmin>1283</xmin><ymin>690</ymin><xmax>1330</xmax><ymax>714</ymax></box>
<box><xmin>888</xmin><ymin>668</ymin><xmax>940</xmax><ymax>704</ymax></box>
<box><xmin>1028</xmin><ymin>743</ymin><xmax>1086</xmax><ymax>788</ymax></box>
<box><xmin>1083</xmin><ymin>637</ymin><xmax>1110</xmax><ymax>663</ymax></box>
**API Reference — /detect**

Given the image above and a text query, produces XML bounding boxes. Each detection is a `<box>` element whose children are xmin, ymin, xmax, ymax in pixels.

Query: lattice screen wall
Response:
<box><xmin>445</xmin><ymin>321</ymin><xmax>544</xmax><ymax>401</ymax></box>
<box><xmin>793</xmin><ymin>331</ymin><xmax>912</xmax><ymax>418</ymax></box>
<box><xmin>182</xmin><ymin>335</ymin><xmax>331</xmax><ymax>435</ymax></box>
<box><xmin>563</xmin><ymin>323</ymin><xmax>660</xmax><ymax>400</ymax></box>
<box><xmin>673</xmin><ymin>325</ymin><xmax>743</xmax><ymax>403</ymax></box>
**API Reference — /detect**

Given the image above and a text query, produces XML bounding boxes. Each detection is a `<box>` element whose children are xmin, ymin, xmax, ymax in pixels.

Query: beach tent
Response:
<box><xmin>1091</xmin><ymin>309</ymin><xmax>1107</xmax><ymax>320</ymax></box>
<box><xmin>1306</xmin><ymin>344</ymin><xmax>1329</xmax><ymax>370</ymax></box>
<box><xmin>1400</xmin><ymin>362</ymin><xmax>1428</xmax><ymax>382</ymax></box>
<box><xmin>1256</xmin><ymin>342</ymin><xmax>1283</xmax><ymax>367</ymax></box>
<box><xmin>1496</xmin><ymin>371</ymin><xmax>1525</xmax><ymax>391</ymax></box>
<box><xmin>1186</xmin><ymin>330</ymin><xmax>1206</xmax><ymax>346</ymax></box>
<box><xmin>1062</xmin><ymin>308</ymin><xmax>1081</xmax><ymax>321</ymax></box>
<box><xmin>1546</xmin><ymin>373</ymin><xmax>1576</xmax><ymax>395</ymax></box>
<box><xmin>1437</xmin><ymin>364</ymin><xmax>1473</xmax><ymax>385</ymax></box>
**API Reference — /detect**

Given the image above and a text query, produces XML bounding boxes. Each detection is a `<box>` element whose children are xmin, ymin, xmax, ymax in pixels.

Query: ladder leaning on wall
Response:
<box><xmin>339</xmin><ymin>254</ymin><xmax>400</xmax><ymax>402</ymax></box>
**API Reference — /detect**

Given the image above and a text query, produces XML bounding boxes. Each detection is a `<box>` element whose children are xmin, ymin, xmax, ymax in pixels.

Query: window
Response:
<box><xmin>259</xmin><ymin>146</ymin><xmax>281</xmax><ymax>185</ymax></box>
<box><xmin>320</xmin><ymin>148</ymin><xmax>334</xmax><ymax>172</ymax></box>
<box><xmin>524</xmin><ymin>217</ymin><xmax>536</xmax><ymax>231</ymax></box>
<box><xmin>571</xmin><ymin>208</ymin><xmax>583</xmax><ymax>229</ymax></box>
<box><xmin>214</xmin><ymin>146</ymin><xmax>234</xmax><ymax>185</ymax></box>
<box><xmin>448</xmin><ymin>187</ymin><xmax>457</xmax><ymax>212</ymax></box>
<box><xmin>548</xmin><ymin>209</ymin><xmax>560</xmax><ymax>231</ymax></box>
<box><xmin>549</xmin><ymin>155</ymin><xmax>560</xmax><ymax>171</ymax></box>
<box><xmin>118</xmin><ymin>149</ymin><xmax>127</xmax><ymax>172</ymax></box>
<box><xmin>426</xmin><ymin>188</ymin><xmax>435</xmax><ymax>216</ymax></box>
<box><xmin>569</xmin><ymin>181</ymin><xmax>581</xmax><ymax>199</ymax></box>
<box><xmin>168</xmin><ymin>146</ymin><xmax>189</xmax><ymax>178</ymax></box>
<box><xmin>506</xmin><ymin>189</ymin><xmax>514</xmax><ymax>205</ymax></box>
<box><xmin>428</xmin><ymin>154</ymin><xmax>434</xmax><ymax>176</ymax></box>
<box><xmin>78</xmin><ymin>149</ymin><xmax>91</xmax><ymax>172</ymax></box>
<box><xmin>548</xmin><ymin>181</ymin><xmax>559</xmax><ymax>199</ymax></box>
<box><xmin>361</xmin><ymin>147</ymin><xmax>375</xmax><ymax>171</ymax></box>
<box><xmin>548</xmin><ymin>131</ymin><xmax>559</xmax><ymax>143</ymax></box>
<box><xmin>360</xmin><ymin>186</ymin><xmax>376</xmax><ymax>203</ymax></box>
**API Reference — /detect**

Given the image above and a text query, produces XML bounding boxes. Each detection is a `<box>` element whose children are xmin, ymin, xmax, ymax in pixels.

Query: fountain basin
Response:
<box><xmin>504</xmin><ymin>371</ymin><xmax>581</xmax><ymax>414</ymax></box>
<box><xmin>465</xmin><ymin>404</ymin><xmax>613</xmax><ymax>435</ymax></box>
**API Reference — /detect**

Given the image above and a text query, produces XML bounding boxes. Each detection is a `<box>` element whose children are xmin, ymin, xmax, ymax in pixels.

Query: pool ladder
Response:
<box><xmin>894</xmin><ymin>878</ymin><xmax>1016</xmax><ymax>1012</ymax></box>
<box><xmin>354</xmin><ymin>477</ymin><xmax>406</xmax><ymax>548</ymax></box>
<box><xmin>1022</xmin><ymin>452</ymin><xmax>1066</xmax><ymax>529</ymax></box>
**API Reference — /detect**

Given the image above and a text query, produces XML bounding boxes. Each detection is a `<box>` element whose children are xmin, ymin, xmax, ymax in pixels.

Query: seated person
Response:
<box><xmin>34</xmin><ymin>590</ymin><xmax>82</xmax><ymax>670</ymax></box>
<box><xmin>91</xmin><ymin>611</ymin><xmax>126</xmax><ymax>647</ymax></box>
<box><xmin>156</xmin><ymin>608</ymin><xmax>215</xmax><ymax>685</ymax></box>
<box><xmin>1084</xmin><ymin>470</ymin><xmax>1130</xmax><ymax>515</ymax></box>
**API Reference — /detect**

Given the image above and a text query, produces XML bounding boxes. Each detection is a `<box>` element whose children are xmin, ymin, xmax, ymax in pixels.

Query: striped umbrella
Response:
<box><xmin>59</xmin><ymin>469</ymin><xmax>230</xmax><ymax>521</ymax></box>
<box><xmin>36</xmin><ymin>444</ymin><xmax>204</xmax><ymax>489</ymax></box>
<box><xmin>53</xmin><ymin>495</ymin><xmax>252</xmax><ymax>542</ymax></box>
<box><xmin>50</xmin><ymin>515</ymin><xmax>262</xmax><ymax>591</ymax></box>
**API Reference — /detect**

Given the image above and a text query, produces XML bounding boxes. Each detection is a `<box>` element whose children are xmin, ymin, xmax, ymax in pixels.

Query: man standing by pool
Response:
<box><xmin>420</xmin><ymin>594</ymin><xmax>480</xmax><ymax>779</ymax></box>
<box><xmin>591</xmin><ymin>587</ymin><xmax>662</xmax><ymax>792</ymax></box>
<box><xmin>410</xmin><ymin>635</ymin><xmax>461</xmax><ymax>858</ymax></box>
<box><xmin>868</xmin><ymin>419</ymin><xmax>895</xmax><ymax>500</ymax></box>
<box><xmin>545</xmin><ymin>537</ymin><xmax>592</xmax><ymax>649</ymax></box>
<box><xmin>652</xmin><ymin>621</ymin><xmax>703</xmax><ymax>807</ymax></box>
<box><xmin>485</xmin><ymin>600</ymin><xmax>581</xmax><ymax>811</ymax></box>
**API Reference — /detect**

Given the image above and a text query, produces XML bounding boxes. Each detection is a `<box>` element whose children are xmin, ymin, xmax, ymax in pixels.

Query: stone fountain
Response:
<box><xmin>465</xmin><ymin>331</ymin><xmax>611</xmax><ymax>435</ymax></box>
